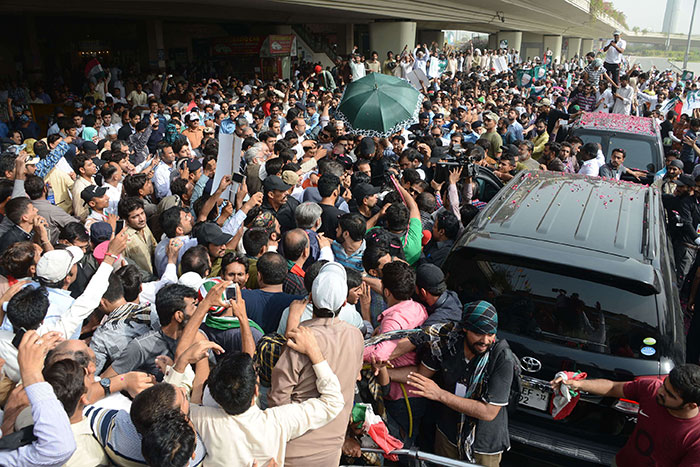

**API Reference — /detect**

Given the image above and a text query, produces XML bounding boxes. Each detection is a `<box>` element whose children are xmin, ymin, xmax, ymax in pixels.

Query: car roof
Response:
<box><xmin>462</xmin><ymin>172</ymin><xmax>661</xmax><ymax>291</ymax></box>
<box><xmin>571</xmin><ymin>112</ymin><xmax>659</xmax><ymax>137</ymax></box>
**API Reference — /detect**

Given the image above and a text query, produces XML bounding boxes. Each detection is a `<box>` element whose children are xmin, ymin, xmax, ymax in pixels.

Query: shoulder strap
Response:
<box><xmin>0</xmin><ymin>425</ymin><xmax>37</xmax><ymax>450</ymax></box>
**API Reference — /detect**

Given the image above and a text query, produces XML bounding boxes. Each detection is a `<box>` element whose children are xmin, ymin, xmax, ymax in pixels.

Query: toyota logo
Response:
<box><xmin>520</xmin><ymin>356</ymin><xmax>542</xmax><ymax>373</ymax></box>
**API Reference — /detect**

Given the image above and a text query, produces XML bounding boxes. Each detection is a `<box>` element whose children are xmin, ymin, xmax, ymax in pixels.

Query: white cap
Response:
<box><xmin>36</xmin><ymin>246</ymin><xmax>84</xmax><ymax>282</ymax></box>
<box><xmin>613</xmin><ymin>30</ymin><xmax>621</xmax><ymax>35</ymax></box>
<box><xmin>178</xmin><ymin>272</ymin><xmax>204</xmax><ymax>291</ymax></box>
<box><xmin>311</xmin><ymin>262</ymin><xmax>347</xmax><ymax>313</ymax></box>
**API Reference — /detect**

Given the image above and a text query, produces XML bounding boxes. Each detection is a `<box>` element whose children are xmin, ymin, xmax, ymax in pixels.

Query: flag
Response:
<box><xmin>516</xmin><ymin>65</ymin><xmax>547</xmax><ymax>87</ymax></box>
<box><xmin>84</xmin><ymin>58</ymin><xmax>105</xmax><ymax>81</ymax></box>
<box><xmin>660</xmin><ymin>97</ymin><xmax>680</xmax><ymax>115</ymax></box>
<box><xmin>351</xmin><ymin>403</ymin><xmax>403</xmax><ymax>461</ymax></box>
<box><xmin>516</xmin><ymin>69</ymin><xmax>535</xmax><ymax>87</ymax></box>
<box><xmin>682</xmin><ymin>90</ymin><xmax>700</xmax><ymax>114</ymax></box>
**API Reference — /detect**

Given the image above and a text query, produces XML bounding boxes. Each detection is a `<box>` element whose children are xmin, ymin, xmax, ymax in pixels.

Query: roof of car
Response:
<box><xmin>571</xmin><ymin>112</ymin><xmax>659</xmax><ymax>137</ymax></box>
<box><xmin>460</xmin><ymin>172</ymin><xmax>662</xmax><ymax>291</ymax></box>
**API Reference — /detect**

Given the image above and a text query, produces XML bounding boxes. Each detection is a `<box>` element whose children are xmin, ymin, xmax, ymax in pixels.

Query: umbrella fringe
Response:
<box><xmin>335</xmin><ymin>76</ymin><xmax>424</xmax><ymax>138</ymax></box>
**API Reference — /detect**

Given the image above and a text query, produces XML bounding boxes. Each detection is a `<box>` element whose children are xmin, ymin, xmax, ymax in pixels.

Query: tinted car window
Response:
<box><xmin>451</xmin><ymin>253</ymin><xmax>660</xmax><ymax>359</ymax></box>
<box><xmin>608</xmin><ymin>136</ymin><xmax>657</xmax><ymax>172</ymax></box>
<box><xmin>575</xmin><ymin>131</ymin><xmax>603</xmax><ymax>148</ymax></box>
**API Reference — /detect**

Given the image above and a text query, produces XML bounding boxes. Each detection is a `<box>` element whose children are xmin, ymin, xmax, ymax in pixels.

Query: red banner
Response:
<box><xmin>211</xmin><ymin>36</ymin><xmax>264</xmax><ymax>56</ymax></box>
<box><xmin>268</xmin><ymin>35</ymin><xmax>294</xmax><ymax>55</ymax></box>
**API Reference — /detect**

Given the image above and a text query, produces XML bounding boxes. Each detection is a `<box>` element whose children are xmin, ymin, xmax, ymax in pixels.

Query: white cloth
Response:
<box><xmin>604</xmin><ymin>39</ymin><xmax>626</xmax><ymax>64</ymax></box>
<box><xmin>612</xmin><ymin>84</ymin><xmax>633</xmax><ymax>115</ymax></box>
<box><xmin>164</xmin><ymin>360</ymin><xmax>344</xmax><ymax>466</ymax></box>
<box><xmin>578</xmin><ymin>158</ymin><xmax>600</xmax><ymax>176</ymax></box>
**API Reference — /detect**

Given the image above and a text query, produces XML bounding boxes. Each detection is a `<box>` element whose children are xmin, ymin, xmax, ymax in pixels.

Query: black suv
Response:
<box><xmin>569</xmin><ymin>112</ymin><xmax>664</xmax><ymax>185</ymax></box>
<box><xmin>442</xmin><ymin>171</ymin><xmax>684</xmax><ymax>464</ymax></box>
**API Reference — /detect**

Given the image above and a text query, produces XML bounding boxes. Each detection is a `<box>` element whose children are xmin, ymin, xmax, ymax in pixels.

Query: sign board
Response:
<box><xmin>211</xmin><ymin>36</ymin><xmax>264</xmax><ymax>56</ymax></box>
<box><xmin>499</xmin><ymin>39</ymin><xmax>508</xmax><ymax>49</ymax></box>
<box><xmin>268</xmin><ymin>35</ymin><xmax>295</xmax><ymax>55</ymax></box>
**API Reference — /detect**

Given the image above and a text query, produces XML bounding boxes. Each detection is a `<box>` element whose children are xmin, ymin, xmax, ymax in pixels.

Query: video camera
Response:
<box><xmin>432</xmin><ymin>145</ymin><xmax>478</xmax><ymax>183</ymax></box>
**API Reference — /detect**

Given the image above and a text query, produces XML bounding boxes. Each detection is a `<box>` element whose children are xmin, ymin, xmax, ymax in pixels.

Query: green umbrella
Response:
<box><xmin>336</xmin><ymin>73</ymin><xmax>423</xmax><ymax>137</ymax></box>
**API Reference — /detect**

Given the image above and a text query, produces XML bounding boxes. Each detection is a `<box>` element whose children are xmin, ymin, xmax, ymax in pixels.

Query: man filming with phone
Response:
<box><xmin>603</xmin><ymin>31</ymin><xmax>626</xmax><ymax>86</ymax></box>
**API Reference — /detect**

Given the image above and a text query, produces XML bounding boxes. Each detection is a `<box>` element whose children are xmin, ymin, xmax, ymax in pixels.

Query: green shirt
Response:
<box><xmin>402</xmin><ymin>217</ymin><xmax>423</xmax><ymax>265</ymax></box>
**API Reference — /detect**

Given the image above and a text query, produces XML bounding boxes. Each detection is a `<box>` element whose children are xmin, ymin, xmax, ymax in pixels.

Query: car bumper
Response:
<box><xmin>509</xmin><ymin>419</ymin><xmax>618</xmax><ymax>466</ymax></box>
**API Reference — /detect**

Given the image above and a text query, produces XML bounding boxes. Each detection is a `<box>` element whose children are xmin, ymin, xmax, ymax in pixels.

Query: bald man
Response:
<box><xmin>282</xmin><ymin>228</ymin><xmax>310</xmax><ymax>296</ymax></box>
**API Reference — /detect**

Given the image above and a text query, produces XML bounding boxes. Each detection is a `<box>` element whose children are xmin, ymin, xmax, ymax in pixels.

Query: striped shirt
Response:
<box><xmin>330</xmin><ymin>240</ymin><xmax>366</xmax><ymax>272</ymax></box>
<box><xmin>84</xmin><ymin>406</ymin><xmax>206</xmax><ymax>467</ymax></box>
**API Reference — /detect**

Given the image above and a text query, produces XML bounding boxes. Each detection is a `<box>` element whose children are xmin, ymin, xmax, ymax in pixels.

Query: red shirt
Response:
<box><xmin>617</xmin><ymin>378</ymin><xmax>700</xmax><ymax>466</ymax></box>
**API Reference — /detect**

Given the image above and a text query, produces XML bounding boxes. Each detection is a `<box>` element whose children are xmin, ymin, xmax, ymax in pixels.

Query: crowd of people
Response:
<box><xmin>0</xmin><ymin>28</ymin><xmax>698</xmax><ymax>467</ymax></box>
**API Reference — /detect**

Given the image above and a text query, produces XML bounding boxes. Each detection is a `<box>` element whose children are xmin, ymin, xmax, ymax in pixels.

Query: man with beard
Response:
<box><xmin>403</xmin><ymin>301</ymin><xmax>515</xmax><ymax>466</ymax></box>
<box><xmin>654</xmin><ymin>159</ymin><xmax>684</xmax><ymax>195</ymax></box>
<box><xmin>599</xmin><ymin>148</ymin><xmax>645</xmax><ymax>180</ymax></box>
<box><xmin>101</xmin><ymin>284</ymin><xmax>198</xmax><ymax>380</ymax></box>
<box><xmin>550</xmin><ymin>365</ymin><xmax>700</xmax><ymax>466</ymax></box>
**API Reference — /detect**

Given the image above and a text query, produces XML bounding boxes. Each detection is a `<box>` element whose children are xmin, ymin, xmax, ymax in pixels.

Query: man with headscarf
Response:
<box><xmin>405</xmin><ymin>301</ymin><xmax>515</xmax><ymax>467</ymax></box>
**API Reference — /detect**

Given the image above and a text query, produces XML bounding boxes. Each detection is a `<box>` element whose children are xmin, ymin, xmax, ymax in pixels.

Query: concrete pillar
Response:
<box><xmin>581</xmin><ymin>38</ymin><xmax>594</xmax><ymax>55</ymax></box>
<box><xmin>543</xmin><ymin>34</ymin><xmax>563</xmax><ymax>65</ymax></box>
<box><xmin>417</xmin><ymin>30</ymin><xmax>445</xmax><ymax>48</ymax></box>
<box><xmin>497</xmin><ymin>30</ymin><xmax>522</xmax><ymax>55</ymax></box>
<box><xmin>369</xmin><ymin>21</ymin><xmax>416</xmax><ymax>63</ymax></box>
<box><xmin>337</xmin><ymin>24</ymin><xmax>354</xmax><ymax>56</ymax></box>
<box><xmin>24</xmin><ymin>16</ymin><xmax>43</xmax><ymax>80</ymax></box>
<box><xmin>488</xmin><ymin>33</ymin><xmax>498</xmax><ymax>50</ymax></box>
<box><xmin>565</xmin><ymin>37</ymin><xmax>582</xmax><ymax>60</ymax></box>
<box><xmin>146</xmin><ymin>20</ymin><xmax>166</xmax><ymax>70</ymax></box>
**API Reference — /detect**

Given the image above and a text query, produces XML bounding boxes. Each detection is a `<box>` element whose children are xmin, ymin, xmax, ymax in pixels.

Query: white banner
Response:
<box><xmin>211</xmin><ymin>133</ymin><xmax>242</xmax><ymax>201</ymax></box>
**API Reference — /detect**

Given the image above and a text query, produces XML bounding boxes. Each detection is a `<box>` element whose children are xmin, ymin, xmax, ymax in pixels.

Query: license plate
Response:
<box><xmin>518</xmin><ymin>385</ymin><xmax>550</xmax><ymax>411</ymax></box>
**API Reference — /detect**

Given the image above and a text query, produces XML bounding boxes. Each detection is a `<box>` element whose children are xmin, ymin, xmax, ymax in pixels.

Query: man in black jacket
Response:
<box><xmin>675</xmin><ymin>174</ymin><xmax>700</xmax><ymax>284</ymax></box>
<box><xmin>415</xmin><ymin>263</ymin><xmax>462</xmax><ymax>326</ymax></box>
<box><xmin>261</xmin><ymin>175</ymin><xmax>299</xmax><ymax>234</ymax></box>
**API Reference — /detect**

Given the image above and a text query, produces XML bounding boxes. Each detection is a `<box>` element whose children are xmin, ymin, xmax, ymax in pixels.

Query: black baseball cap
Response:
<box><xmin>416</xmin><ymin>263</ymin><xmax>446</xmax><ymax>291</ymax></box>
<box><xmin>352</xmin><ymin>183</ymin><xmax>380</xmax><ymax>202</ymax></box>
<box><xmin>90</xmin><ymin>221</ymin><xmax>112</xmax><ymax>245</ymax></box>
<box><xmin>500</xmin><ymin>144</ymin><xmax>519</xmax><ymax>159</ymax></box>
<box><xmin>263</xmin><ymin>175</ymin><xmax>292</xmax><ymax>192</ymax></box>
<box><xmin>195</xmin><ymin>222</ymin><xmax>233</xmax><ymax>246</ymax></box>
<box><xmin>81</xmin><ymin>185</ymin><xmax>108</xmax><ymax>204</ymax></box>
<box><xmin>673</xmin><ymin>174</ymin><xmax>696</xmax><ymax>187</ymax></box>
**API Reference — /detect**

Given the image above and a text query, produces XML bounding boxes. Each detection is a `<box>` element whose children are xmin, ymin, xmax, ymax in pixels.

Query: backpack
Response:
<box><xmin>489</xmin><ymin>339</ymin><xmax>523</xmax><ymax>415</ymax></box>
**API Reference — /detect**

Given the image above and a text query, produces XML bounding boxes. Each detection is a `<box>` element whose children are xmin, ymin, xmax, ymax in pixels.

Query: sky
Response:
<box><xmin>614</xmin><ymin>0</ymin><xmax>700</xmax><ymax>33</ymax></box>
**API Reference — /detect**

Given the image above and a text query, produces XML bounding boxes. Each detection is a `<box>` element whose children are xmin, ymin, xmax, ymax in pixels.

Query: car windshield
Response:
<box><xmin>607</xmin><ymin>135</ymin><xmax>657</xmax><ymax>173</ymax></box>
<box><xmin>450</xmin><ymin>253</ymin><xmax>661</xmax><ymax>359</ymax></box>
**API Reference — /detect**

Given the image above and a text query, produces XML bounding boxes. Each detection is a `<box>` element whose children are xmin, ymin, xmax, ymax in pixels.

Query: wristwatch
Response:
<box><xmin>100</xmin><ymin>377</ymin><xmax>111</xmax><ymax>396</ymax></box>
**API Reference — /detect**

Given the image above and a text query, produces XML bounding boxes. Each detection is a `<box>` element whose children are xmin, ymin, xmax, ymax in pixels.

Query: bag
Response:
<box><xmin>387</xmin><ymin>61</ymin><xmax>398</xmax><ymax>71</ymax></box>
<box><xmin>488</xmin><ymin>339</ymin><xmax>522</xmax><ymax>414</ymax></box>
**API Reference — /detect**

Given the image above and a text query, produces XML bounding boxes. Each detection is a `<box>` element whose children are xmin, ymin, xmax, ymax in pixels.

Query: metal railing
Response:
<box><xmin>355</xmin><ymin>447</ymin><xmax>481</xmax><ymax>467</ymax></box>
<box><xmin>291</xmin><ymin>24</ymin><xmax>338</xmax><ymax>62</ymax></box>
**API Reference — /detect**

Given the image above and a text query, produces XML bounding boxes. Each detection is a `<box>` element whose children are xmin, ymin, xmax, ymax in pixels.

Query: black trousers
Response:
<box><xmin>604</xmin><ymin>62</ymin><xmax>620</xmax><ymax>85</ymax></box>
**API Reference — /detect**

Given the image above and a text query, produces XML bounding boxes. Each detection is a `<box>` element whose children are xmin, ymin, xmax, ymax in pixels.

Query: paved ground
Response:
<box><xmin>628</xmin><ymin>55</ymin><xmax>700</xmax><ymax>75</ymax></box>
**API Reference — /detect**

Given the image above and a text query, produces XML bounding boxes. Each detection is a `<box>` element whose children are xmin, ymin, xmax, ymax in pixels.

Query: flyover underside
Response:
<box><xmin>1</xmin><ymin>0</ymin><xmax>615</xmax><ymax>37</ymax></box>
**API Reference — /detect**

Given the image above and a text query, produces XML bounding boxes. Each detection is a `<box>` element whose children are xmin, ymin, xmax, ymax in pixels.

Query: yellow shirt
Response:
<box><xmin>45</xmin><ymin>167</ymin><xmax>75</xmax><ymax>214</ymax></box>
<box><xmin>65</xmin><ymin>418</ymin><xmax>110</xmax><ymax>467</ymax></box>
<box><xmin>123</xmin><ymin>225</ymin><xmax>156</xmax><ymax>274</ymax></box>
<box><xmin>71</xmin><ymin>177</ymin><xmax>93</xmax><ymax>222</ymax></box>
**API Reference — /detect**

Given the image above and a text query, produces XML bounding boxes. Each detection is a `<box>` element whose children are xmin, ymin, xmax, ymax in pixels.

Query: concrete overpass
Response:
<box><xmin>0</xmin><ymin>0</ymin><xmax>626</xmax><ymax>77</ymax></box>
<box><xmin>623</xmin><ymin>31</ymin><xmax>700</xmax><ymax>48</ymax></box>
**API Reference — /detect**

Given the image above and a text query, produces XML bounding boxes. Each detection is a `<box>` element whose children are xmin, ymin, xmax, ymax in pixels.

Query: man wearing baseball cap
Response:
<box><xmin>261</xmin><ymin>175</ymin><xmax>299</xmax><ymax>234</ymax></box>
<box><xmin>407</xmin><ymin>301</ymin><xmax>516</xmax><ymax>465</ymax></box>
<box><xmin>81</xmin><ymin>185</ymin><xmax>109</xmax><ymax>230</ymax></box>
<box><xmin>478</xmin><ymin>111</ymin><xmax>503</xmax><ymax>160</ymax></box>
<box><xmin>269</xmin><ymin>262</ymin><xmax>363</xmax><ymax>466</ymax></box>
<box><xmin>352</xmin><ymin>183</ymin><xmax>381</xmax><ymax>222</ymax></box>
<box><xmin>603</xmin><ymin>31</ymin><xmax>626</xmax><ymax>86</ymax></box>
<box><xmin>195</xmin><ymin>222</ymin><xmax>233</xmax><ymax>277</ymax></box>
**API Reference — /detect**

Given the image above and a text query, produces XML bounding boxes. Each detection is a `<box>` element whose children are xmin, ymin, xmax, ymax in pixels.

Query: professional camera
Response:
<box><xmin>432</xmin><ymin>145</ymin><xmax>478</xmax><ymax>183</ymax></box>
